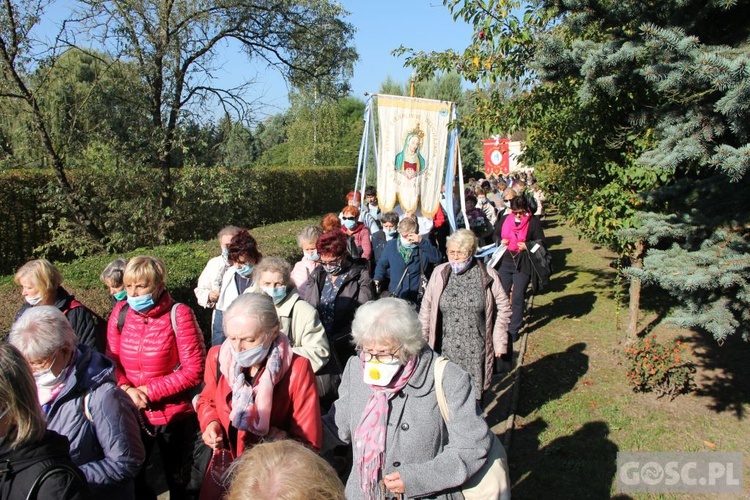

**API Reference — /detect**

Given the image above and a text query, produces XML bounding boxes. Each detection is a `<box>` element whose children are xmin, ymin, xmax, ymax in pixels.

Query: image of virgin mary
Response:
<box><xmin>394</xmin><ymin>131</ymin><xmax>426</xmax><ymax>179</ymax></box>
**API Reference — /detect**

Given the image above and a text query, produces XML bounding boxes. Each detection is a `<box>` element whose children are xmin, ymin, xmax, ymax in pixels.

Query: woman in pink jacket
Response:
<box><xmin>107</xmin><ymin>256</ymin><xmax>207</xmax><ymax>500</ymax></box>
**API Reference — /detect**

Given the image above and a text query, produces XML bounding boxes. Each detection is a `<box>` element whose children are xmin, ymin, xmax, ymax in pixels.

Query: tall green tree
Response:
<box><xmin>402</xmin><ymin>0</ymin><xmax>750</xmax><ymax>341</ymax></box>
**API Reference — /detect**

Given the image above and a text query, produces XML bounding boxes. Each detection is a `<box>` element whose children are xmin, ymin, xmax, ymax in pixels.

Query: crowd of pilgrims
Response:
<box><xmin>1</xmin><ymin>174</ymin><xmax>547</xmax><ymax>499</ymax></box>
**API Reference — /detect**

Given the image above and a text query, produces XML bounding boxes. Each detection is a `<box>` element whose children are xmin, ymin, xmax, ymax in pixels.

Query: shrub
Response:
<box><xmin>624</xmin><ymin>335</ymin><xmax>695</xmax><ymax>400</ymax></box>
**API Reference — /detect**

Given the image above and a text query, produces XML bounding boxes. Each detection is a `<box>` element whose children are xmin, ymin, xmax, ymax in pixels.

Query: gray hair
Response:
<box><xmin>100</xmin><ymin>258</ymin><xmax>127</xmax><ymax>286</ymax></box>
<box><xmin>8</xmin><ymin>306</ymin><xmax>78</xmax><ymax>360</ymax></box>
<box><xmin>351</xmin><ymin>298</ymin><xmax>425</xmax><ymax>364</ymax></box>
<box><xmin>0</xmin><ymin>344</ymin><xmax>46</xmax><ymax>450</ymax></box>
<box><xmin>446</xmin><ymin>229</ymin><xmax>478</xmax><ymax>256</ymax></box>
<box><xmin>252</xmin><ymin>257</ymin><xmax>292</xmax><ymax>288</ymax></box>
<box><xmin>218</xmin><ymin>225</ymin><xmax>243</xmax><ymax>241</ymax></box>
<box><xmin>296</xmin><ymin>225</ymin><xmax>323</xmax><ymax>246</ymax></box>
<box><xmin>224</xmin><ymin>293</ymin><xmax>280</xmax><ymax>337</ymax></box>
<box><xmin>397</xmin><ymin>217</ymin><xmax>418</xmax><ymax>235</ymax></box>
<box><xmin>381</xmin><ymin>211</ymin><xmax>400</xmax><ymax>225</ymax></box>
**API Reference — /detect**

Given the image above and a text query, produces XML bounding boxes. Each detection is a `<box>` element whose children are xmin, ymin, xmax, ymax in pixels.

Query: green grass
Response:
<box><xmin>508</xmin><ymin>215</ymin><xmax>750</xmax><ymax>499</ymax></box>
<box><xmin>0</xmin><ymin>217</ymin><xmax>319</xmax><ymax>337</ymax></box>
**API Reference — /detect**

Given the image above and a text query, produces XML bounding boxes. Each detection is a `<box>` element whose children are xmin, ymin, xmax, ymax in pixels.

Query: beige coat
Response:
<box><xmin>419</xmin><ymin>261</ymin><xmax>511</xmax><ymax>391</ymax></box>
<box><xmin>247</xmin><ymin>286</ymin><xmax>330</xmax><ymax>373</ymax></box>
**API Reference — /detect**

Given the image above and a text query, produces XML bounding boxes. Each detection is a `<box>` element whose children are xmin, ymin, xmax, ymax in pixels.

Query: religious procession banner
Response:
<box><xmin>376</xmin><ymin>95</ymin><xmax>453</xmax><ymax>218</ymax></box>
<box><xmin>483</xmin><ymin>137</ymin><xmax>510</xmax><ymax>176</ymax></box>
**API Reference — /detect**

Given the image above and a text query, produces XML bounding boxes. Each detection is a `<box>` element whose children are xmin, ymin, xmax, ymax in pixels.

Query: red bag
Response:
<box><xmin>198</xmin><ymin>448</ymin><xmax>235</xmax><ymax>500</ymax></box>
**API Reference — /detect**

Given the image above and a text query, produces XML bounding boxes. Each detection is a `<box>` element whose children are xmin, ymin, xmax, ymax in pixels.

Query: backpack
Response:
<box><xmin>62</xmin><ymin>299</ymin><xmax>107</xmax><ymax>353</ymax></box>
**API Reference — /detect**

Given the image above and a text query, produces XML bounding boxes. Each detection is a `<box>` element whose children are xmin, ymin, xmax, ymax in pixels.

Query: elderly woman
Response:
<box><xmin>101</xmin><ymin>258</ymin><xmax>128</xmax><ymax>304</ymax></box>
<box><xmin>291</xmin><ymin>225</ymin><xmax>323</xmax><ymax>297</ymax></box>
<box><xmin>497</xmin><ymin>196</ymin><xmax>547</xmax><ymax>343</ymax></box>
<box><xmin>323</xmin><ymin>298</ymin><xmax>496</xmax><ymax>499</ymax></box>
<box><xmin>226</xmin><ymin>440</ymin><xmax>345</xmax><ymax>500</ymax></box>
<box><xmin>0</xmin><ymin>343</ymin><xmax>92</xmax><ymax>499</ymax></box>
<box><xmin>250</xmin><ymin>257</ymin><xmax>330</xmax><ymax>373</ymax></box>
<box><xmin>304</xmin><ymin>229</ymin><xmax>374</xmax><ymax>363</ymax></box>
<box><xmin>341</xmin><ymin>205</ymin><xmax>372</xmax><ymax>262</ymax></box>
<box><xmin>194</xmin><ymin>225</ymin><xmax>242</xmax><ymax>346</ymax></box>
<box><xmin>251</xmin><ymin>257</ymin><xmax>339</xmax><ymax>407</ymax></box>
<box><xmin>9</xmin><ymin>307</ymin><xmax>145</xmax><ymax>499</ymax></box>
<box><xmin>373</xmin><ymin>217</ymin><xmax>441</xmax><ymax>304</ymax></box>
<box><xmin>371</xmin><ymin>211</ymin><xmax>400</xmax><ymax>265</ymax></box>
<box><xmin>107</xmin><ymin>256</ymin><xmax>206</xmax><ymax>500</ymax></box>
<box><xmin>419</xmin><ymin>229</ymin><xmax>512</xmax><ymax>400</ymax></box>
<box><xmin>14</xmin><ymin>259</ymin><xmax>105</xmax><ymax>352</ymax></box>
<box><xmin>197</xmin><ymin>293</ymin><xmax>322</xmax><ymax>460</ymax></box>
<box><xmin>213</xmin><ymin>228</ymin><xmax>263</xmax><ymax>345</ymax></box>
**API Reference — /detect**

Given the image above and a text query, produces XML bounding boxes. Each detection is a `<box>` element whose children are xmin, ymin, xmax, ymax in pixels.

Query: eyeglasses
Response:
<box><xmin>512</xmin><ymin>210</ymin><xmax>526</xmax><ymax>216</ymax></box>
<box><xmin>357</xmin><ymin>345</ymin><xmax>402</xmax><ymax>364</ymax></box>
<box><xmin>319</xmin><ymin>258</ymin><xmax>340</xmax><ymax>266</ymax></box>
<box><xmin>447</xmin><ymin>250</ymin><xmax>469</xmax><ymax>258</ymax></box>
<box><xmin>342</xmin><ymin>216</ymin><xmax>356</xmax><ymax>221</ymax></box>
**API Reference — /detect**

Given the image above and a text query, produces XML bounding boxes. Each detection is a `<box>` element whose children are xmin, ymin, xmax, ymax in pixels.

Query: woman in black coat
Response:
<box><xmin>496</xmin><ymin>196</ymin><xmax>546</xmax><ymax>345</ymax></box>
<box><xmin>0</xmin><ymin>343</ymin><xmax>92</xmax><ymax>500</ymax></box>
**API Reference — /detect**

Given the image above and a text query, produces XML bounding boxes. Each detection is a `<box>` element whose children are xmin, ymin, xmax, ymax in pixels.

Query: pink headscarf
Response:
<box><xmin>501</xmin><ymin>213</ymin><xmax>531</xmax><ymax>251</ymax></box>
<box><xmin>354</xmin><ymin>356</ymin><xmax>419</xmax><ymax>498</ymax></box>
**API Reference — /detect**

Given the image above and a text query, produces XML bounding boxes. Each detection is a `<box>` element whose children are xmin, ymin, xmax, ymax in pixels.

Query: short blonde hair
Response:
<box><xmin>14</xmin><ymin>259</ymin><xmax>62</xmax><ymax>303</ymax></box>
<box><xmin>0</xmin><ymin>344</ymin><xmax>46</xmax><ymax>451</ymax></box>
<box><xmin>226</xmin><ymin>440</ymin><xmax>345</xmax><ymax>500</ymax></box>
<box><xmin>123</xmin><ymin>255</ymin><xmax>166</xmax><ymax>289</ymax></box>
<box><xmin>446</xmin><ymin>229</ymin><xmax>478</xmax><ymax>256</ymax></box>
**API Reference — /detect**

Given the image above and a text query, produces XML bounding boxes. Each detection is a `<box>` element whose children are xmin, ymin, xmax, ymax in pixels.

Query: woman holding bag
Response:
<box><xmin>323</xmin><ymin>297</ymin><xmax>507</xmax><ymax>499</ymax></box>
<box><xmin>196</xmin><ymin>293</ymin><xmax>322</xmax><ymax>497</ymax></box>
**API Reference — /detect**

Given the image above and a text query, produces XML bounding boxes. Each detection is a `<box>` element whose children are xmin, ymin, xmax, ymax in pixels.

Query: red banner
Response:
<box><xmin>483</xmin><ymin>138</ymin><xmax>509</xmax><ymax>176</ymax></box>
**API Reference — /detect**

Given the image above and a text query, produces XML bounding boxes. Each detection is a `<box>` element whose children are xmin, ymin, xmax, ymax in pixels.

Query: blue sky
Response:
<box><xmin>188</xmin><ymin>1</ymin><xmax>474</xmax><ymax>115</ymax></box>
<box><xmin>34</xmin><ymin>1</ymin><xmax>474</xmax><ymax>117</ymax></box>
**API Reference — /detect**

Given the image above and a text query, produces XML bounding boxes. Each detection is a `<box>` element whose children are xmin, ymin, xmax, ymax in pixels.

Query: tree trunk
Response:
<box><xmin>627</xmin><ymin>240</ymin><xmax>645</xmax><ymax>338</ymax></box>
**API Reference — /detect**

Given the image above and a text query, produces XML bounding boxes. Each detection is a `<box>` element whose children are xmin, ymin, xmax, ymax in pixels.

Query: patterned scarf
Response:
<box><xmin>218</xmin><ymin>334</ymin><xmax>293</xmax><ymax>436</ymax></box>
<box><xmin>353</xmin><ymin>355</ymin><xmax>419</xmax><ymax>498</ymax></box>
<box><xmin>501</xmin><ymin>213</ymin><xmax>531</xmax><ymax>251</ymax></box>
<box><xmin>397</xmin><ymin>237</ymin><xmax>414</xmax><ymax>263</ymax></box>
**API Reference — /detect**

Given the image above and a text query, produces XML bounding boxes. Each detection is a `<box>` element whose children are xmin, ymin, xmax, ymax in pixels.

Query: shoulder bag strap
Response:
<box><xmin>25</xmin><ymin>463</ymin><xmax>84</xmax><ymax>500</ymax></box>
<box><xmin>433</xmin><ymin>356</ymin><xmax>450</xmax><ymax>423</ymax></box>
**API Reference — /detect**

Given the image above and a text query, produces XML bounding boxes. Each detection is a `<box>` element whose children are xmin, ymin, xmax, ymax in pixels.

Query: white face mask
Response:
<box><xmin>363</xmin><ymin>360</ymin><xmax>402</xmax><ymax>387</ymax></box>
<box><xmin>25</xmin><ymin>295</ymin><xmax>43</xmax><ymax>306</ymax></box>
<box><xmin>33</xmin><ymin>352</ymin><xmax>65</xmax><ymax>388</ymax></box>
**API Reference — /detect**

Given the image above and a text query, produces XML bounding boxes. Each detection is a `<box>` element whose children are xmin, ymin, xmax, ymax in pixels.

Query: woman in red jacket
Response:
<box><xmin>197</xmin><ymin>293</ymin><xmax>321</xmax><ymax>462</ymax></box>
<box><xmin>107</xmin><ymin>255</ymin><xmax>207</xmax><ymax>500</ymax></box>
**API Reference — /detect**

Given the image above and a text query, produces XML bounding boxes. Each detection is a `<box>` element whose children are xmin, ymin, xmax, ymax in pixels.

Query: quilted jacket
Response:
<box><xmin>106</xmin><ymin>290</ymin><xmax>206</xmax><ymax>425</ymax></box>
<box><xmin>45</xmin><ymin>345</ymin><xmax>144</xmax><ymax>499</ymax></box>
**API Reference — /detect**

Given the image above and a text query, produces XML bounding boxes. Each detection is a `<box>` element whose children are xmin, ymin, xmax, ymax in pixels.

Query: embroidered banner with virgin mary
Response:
<box><xmin>376</xmin><ymin>95</ymin><xmax>452</xmax><ymax>218</ymax></box>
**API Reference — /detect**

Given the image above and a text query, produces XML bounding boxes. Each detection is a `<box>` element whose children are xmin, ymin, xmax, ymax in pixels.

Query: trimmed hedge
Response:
<box><xmin>0</xmin><ymin>218</ymin><xmax>320</xmax><ymax>340</ymax></box>
<box><xmin>0</xmin><ymin>166</ymin><xmax>355</xmax><ymax>274</ymax></box>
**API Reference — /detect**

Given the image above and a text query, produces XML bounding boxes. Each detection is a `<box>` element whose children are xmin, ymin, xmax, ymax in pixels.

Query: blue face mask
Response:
<box><xmin>343</xmin><ymin>219</ymin><xmax>357</xmax><ymax>230</ymax></box>
<box><xmin>127</xmin><ymin>293</ymin><xmax>155</xmax><ymax>313</ymax></box>
<box><xmin>232</xmin><ymin>339</ymin><xmax>271</xmax><ymax>368</ymax></box>
<box><xmin>261</xmin><ymin>285</ymin><xmax>287</xmax><ymax>304</ymax></box>
<box><xmin>385</xmin><ymin>229</ymin><xmax>398</xmax><ymax>238</ymax></box>
<box><xmin>304</xmin><ymin>251</ymin><xmax>319</xmax><ymax>261</ymax></box>
<box><xmin>236</xmin><ymin>264</ymin><xmax>253</xmax><ymax>277</ymax></box>
<box><xmin>221</xmin><ymin>247</ymin><xmax>229</xmax><ymax>262</ymax></box>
